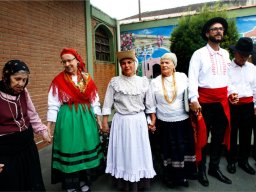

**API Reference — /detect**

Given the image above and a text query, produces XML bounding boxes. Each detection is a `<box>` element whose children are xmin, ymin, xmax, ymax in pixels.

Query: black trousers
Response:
<box><xmin>198</xmin><ymin>102</ymin><xmax>228</xmax><ymax>172</ymax></box>
<box><xmin>227</xmin><ymin>102</ymin><xmax>254</xmax><ymax>164</ymax></box>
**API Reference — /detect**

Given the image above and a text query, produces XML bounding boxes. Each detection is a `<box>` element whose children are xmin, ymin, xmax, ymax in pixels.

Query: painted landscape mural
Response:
<box><xmin>120</xmin><ymin>15</ymin><xmax>256</xmax><ymax>78</ymax></box>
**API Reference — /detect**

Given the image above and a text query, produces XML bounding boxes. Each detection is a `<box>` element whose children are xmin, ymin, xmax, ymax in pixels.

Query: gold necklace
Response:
<box><xmin>161</xmin><ymin>73</ymin><xmax>177</xmax><ymax>104</ymax></box>
<box><xmin>5</xmin><ymin>93</ymin><xmax>27</xmax><ymax>131</ymax></box>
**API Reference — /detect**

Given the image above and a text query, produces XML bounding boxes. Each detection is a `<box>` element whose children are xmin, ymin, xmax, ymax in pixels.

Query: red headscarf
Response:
<box><xmin>60</xmin><ymin>48</ymin><xmax>86</xmax><ymax>72</ymax></box>
<box><xmin>49</xmin><ymin>48</ymin><xmax>97</xmax><ymax>110</ymax></box>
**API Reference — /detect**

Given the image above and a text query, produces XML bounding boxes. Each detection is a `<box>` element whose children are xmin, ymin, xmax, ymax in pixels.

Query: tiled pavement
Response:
<box><xmin>39</xmin><ymin>145</ymin><xmax>256</xmax><ymax>191</ymax></box>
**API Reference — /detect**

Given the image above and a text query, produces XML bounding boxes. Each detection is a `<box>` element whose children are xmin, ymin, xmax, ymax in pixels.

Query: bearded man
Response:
<box><xmin>188</xmin><ymin>17</ymin><xmax>238</xmax><ymax>187</ymax></box>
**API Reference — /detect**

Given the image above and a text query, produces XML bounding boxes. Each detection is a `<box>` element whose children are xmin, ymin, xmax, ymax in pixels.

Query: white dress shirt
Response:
<box><xmin>188</xmin><ymin>44</ymin><xmax>231</xmax><ymax>102</ymax></box>
<box><xmin>228</xmin><ymin>60</ymin><xmax>256</xmax><ymax>107</ymax></box>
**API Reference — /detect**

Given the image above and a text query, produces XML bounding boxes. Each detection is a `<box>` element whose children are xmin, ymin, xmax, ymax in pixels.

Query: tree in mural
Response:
<box><xmin>170</xmin><ymin>4</ymin><xmax>239</xmax><ymax>75</ymax></box>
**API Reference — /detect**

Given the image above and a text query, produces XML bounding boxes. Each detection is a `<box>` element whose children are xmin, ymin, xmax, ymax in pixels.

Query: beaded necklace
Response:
<box><xmin>5</xmin><ymin>93</ymin><xmax>27</xmax><ymax>131</ymax></box>
<box><xmin>161</xmin><ymin>73</ymin><xmax>177</xmax><ymax>104</ymax></box>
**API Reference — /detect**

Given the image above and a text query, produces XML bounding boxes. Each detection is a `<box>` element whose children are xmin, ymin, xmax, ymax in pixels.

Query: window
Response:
<box><xmin>95</xmin><ymin>27</ymin><xmax>110</xmax><ymax>61</ymax></box>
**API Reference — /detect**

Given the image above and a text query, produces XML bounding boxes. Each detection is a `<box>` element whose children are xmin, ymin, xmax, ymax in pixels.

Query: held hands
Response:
<box><xmin>148</xmin><ymin>114</ymin><xmax>156</xmax><ymax>134</ymax></box>
<box><xmin>228</xmin><ymin>93</ymin><xmax>239</xmax><ymax>104</ymax></box>
<box><xmin>148</xmin><ymin>123</ymin><xmax>156</xmax><ymax>134</ymax></box>
<box><xmin>96</xmin><ymin>115</ymin><xmax>103</xmax><ymax>131</ymax></box>
<box><xmin>43</xmin><ymin>130</ymin><xmax>52</xmax><ymax>143</ymax></box>
<box><xmin>101</xmin><ymin>116</ymin><xmax>110</xmax><ymax>134</ymax></box>
<box><xmin>0</xmin><ymin>164</ymin><xmax>4</xmax><ymax>173</ymax></box>
<box><xmin>101</xmin><ymin>122</ymin><xmax>110</xmax><ymax>134</ymax></box>
<box><xmin>190</xmin><ymin>101</ymin><xmax>201</xmax><ymax>116</ymax></box>
<box><xmin>43</xmin><ymin>122</ymin><xmax>53</xmax><ymax>143</ymax></box>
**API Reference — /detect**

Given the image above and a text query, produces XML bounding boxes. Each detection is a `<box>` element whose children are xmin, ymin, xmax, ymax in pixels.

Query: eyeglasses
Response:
<box><xmin>209</xmin><ymin>27</ymin><xmax>225</xmax><ymax>32</ymax></box>
<box><xmin>61</xmin><ymin>57</ymin><xmax>76</xmax><ymax>64</ymax></box>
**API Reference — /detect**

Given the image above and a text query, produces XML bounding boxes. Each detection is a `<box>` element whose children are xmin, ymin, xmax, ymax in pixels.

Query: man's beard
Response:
<box><xmin>208</xmin><ymin>34</ymin><xmax>223</xmax><ymax>43</ymax></box>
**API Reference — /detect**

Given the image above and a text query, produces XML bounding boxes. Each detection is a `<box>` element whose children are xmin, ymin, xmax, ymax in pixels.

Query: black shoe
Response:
<box><xmin>208</xmin><ymin>169</ymin><xmax>232</xmax><ymax>184</ymax></box>
<box><xmin>227</xmin><ymin>163</ymin><xmax>236</xmax><ymax>174</ymax></box>
<box><xmin>238</xmin><ymin>162</ymin><xmax>256</xmax><ymax>175</ymax></box>
<box><xmin>163</xmin><ymin>178</ymin><xmax>176</xmax><ymax>188</ymax></box>
<box><xmin>164</xmin><ymin>180</ymin><xmax>176</xmax><ymax>188</ymax></box>
<box><xmin>180</xmin><ymin>179</ymin><xmax>189</xmax><ymax>187</ymax></box>
<box><xmin>198</xmin><ymin>171</ymin><xmax>209</xmax><ymax>187</ymax></box>
<box><xmin>174</xmin><ymin>179</ymin><xmax>189</xmax><ymax>187</ymax></box>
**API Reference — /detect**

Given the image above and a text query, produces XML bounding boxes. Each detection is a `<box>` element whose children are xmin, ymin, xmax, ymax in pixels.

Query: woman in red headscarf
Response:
<box><xmin>47</xmin><ymin>48</ymin><xmax>103</xmax><ymax>192</ymax></box>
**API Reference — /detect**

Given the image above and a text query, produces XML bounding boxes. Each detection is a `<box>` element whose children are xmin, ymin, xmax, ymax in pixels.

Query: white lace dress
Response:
<box><xmin>102</xmin><ymin>75</ymin><xmax>156</xmax><ymax>182</ymax></box>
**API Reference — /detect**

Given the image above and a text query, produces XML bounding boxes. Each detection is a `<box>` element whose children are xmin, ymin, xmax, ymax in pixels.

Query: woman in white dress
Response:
<box><xmin>101</xmin><ymin>50</ymin><xmax>156</xmax><ymax>191</ymax></box>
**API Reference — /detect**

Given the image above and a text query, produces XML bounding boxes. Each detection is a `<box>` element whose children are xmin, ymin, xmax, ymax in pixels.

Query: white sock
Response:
<box><xmin>80</xmin><ymin>181</ymin><xmax>89</xmax><ymax>192</ymax></box>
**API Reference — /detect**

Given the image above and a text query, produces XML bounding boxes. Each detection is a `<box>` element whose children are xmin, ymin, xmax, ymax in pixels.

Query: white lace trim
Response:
<box><xmin>110</xmin><ymin>75</ymin><xmax>149</xmax><ymax>95</ymax></box>
<box><xmin>106</xmin><ymin>167</ymin><xmax>156</xmax><ymax>182</ymax></box>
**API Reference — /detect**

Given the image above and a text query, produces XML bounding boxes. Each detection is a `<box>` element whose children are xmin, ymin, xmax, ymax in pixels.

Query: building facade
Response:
<box><xmin>1</xmin><ymin>0</ymin><xmax>255</xmax><ymax>148</ymax></box>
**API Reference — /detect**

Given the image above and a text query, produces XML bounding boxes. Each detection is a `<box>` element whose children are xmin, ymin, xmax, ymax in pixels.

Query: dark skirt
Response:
<box><xmin>150</xmin><ymin>118</ymin><xmax>197</xmax><ymax>183</ymax></box>
<box><xmin>0</xmin><ymin>126</ymin><xmax>45</xmax><ymax>191</ymax></box>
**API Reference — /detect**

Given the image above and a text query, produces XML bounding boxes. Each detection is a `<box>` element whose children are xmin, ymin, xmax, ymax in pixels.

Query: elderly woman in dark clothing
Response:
<box><xmin>0</xmin><ymin>60</ymin><xmax>51</xmax><ymax>191</ymax></box>
<box><xmin>146</xmin><ymin>53</ymin><xmax>197</xmax><ymax>188</ymax></box>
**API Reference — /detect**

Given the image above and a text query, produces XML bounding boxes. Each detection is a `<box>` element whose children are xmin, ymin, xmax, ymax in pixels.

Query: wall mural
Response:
<box><xmin>120</xmin><ymin>15</ymin><xmax>256</xmax><ymax>78</ymax></box>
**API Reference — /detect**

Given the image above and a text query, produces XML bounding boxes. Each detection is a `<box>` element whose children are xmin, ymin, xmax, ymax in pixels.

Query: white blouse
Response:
<box><xmin>47</xmin><ymin>75</ymin><xmax>101</xmax><ymax>122</ymax></box>
<box><xmin>146</xmin><ymin>72</ymin><xmax>189</xmax><ymax>122</ymax></box>
<box><xmin>102</xmin><ymin>75</ymin><xmax>149</xmax><ymax>115</ymax></box>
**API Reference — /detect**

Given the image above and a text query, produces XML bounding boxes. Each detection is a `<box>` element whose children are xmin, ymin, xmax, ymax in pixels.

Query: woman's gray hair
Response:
<box><xmin>160</xmin><ymin>53</ymin><xmax>177</xmax><ymax>67</ymax></box>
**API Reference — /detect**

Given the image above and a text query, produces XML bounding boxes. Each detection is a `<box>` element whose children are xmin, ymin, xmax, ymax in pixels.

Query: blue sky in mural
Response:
<box><xmin>125</xmin><ymin>25</ymin><xmax>176</xmax><ymax>36</ymax></box>
<box><xmin>123</xmin><ymin>15</ymin><xmax>256</xmax><ymax>38</ymax></box>
<box><xmin>236</xmin><ymin>15</ymin><xmax>256</xmax><ymax>33</ymax></box>
<box><xmin>137</xmin><ymin>47</ymin><xmax>169</xmax><ymax>63</ymax></box>
<box><xmin>151</xmin><ymin>47</ymin><xmax>170</xmax><ymax>58</ymax></box>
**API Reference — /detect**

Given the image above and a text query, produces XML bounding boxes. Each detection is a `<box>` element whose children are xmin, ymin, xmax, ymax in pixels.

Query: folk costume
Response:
<box><xmin>102</xmin><ymin>50</ymin><xmax>156</xmax><ymax>191</ymax></box>
<box><xmin>189</xmin><ymin>43</ymin><xmax>231</xmax><ymax>168</ymax></box>
<box><xmin>47</xmin><ymin>48</ymin><xmax>103</xmax><ymax>190</ymax></box>
<box><xmin>226</xmin><ymin>37</ymin><xmax>256</xmax><ymax>175</ymax></box>
<box><xmin>188</xmin><ymin>17</ymin><xmax>232</xmax><ymax>186</ymax></box>
<box><xmin>0</xmin><ymin>60</ymin><xmax>48</xmax><ymax>191</ymax></box>
<box><xmin>146</xmin><ymin>53</ymin><xmax>197</xmax><ymax>187</ymax></box>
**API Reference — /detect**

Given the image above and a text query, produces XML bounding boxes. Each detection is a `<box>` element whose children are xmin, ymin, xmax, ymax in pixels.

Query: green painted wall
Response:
<box><xmin>91</xmin><ymin>6</ymin><xmax>117</xmax><ymax>27</ymax></box>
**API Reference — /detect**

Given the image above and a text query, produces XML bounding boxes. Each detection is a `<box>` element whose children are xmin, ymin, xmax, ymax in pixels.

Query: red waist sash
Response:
<box><xmin>192</xmin><ymin>87</ymin><xmax>230</xmax><ymax>163</ymax></box>
<box><xmin>237</xmin><ymin>96</ymin><xmax>253</xmax><ymax>105</ymax></box>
